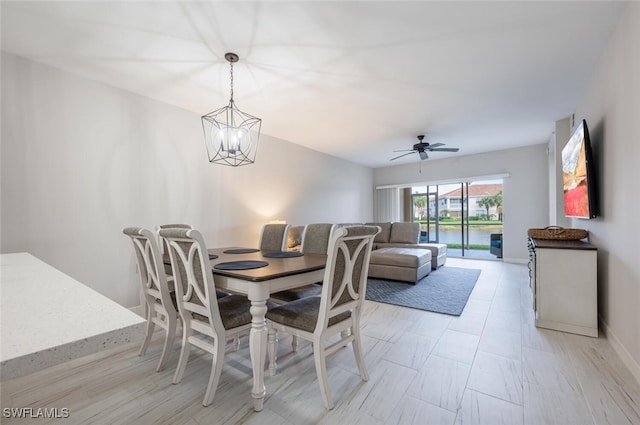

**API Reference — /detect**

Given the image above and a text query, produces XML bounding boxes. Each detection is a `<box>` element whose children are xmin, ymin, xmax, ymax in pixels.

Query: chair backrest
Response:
<box><xmin>259</xmin><ymin>223</ymin><xmax>291</xmax><ymax>251</ymax></box>
<box><xmin>157</xmin><ymin>223</ymin><xmax>193</xmax><ymax>255</ymax></box>
<box><xmin>123</xmin><ymin>227</ymin><xmax>176</xmax><ymax>318</ymax></box>
<box><xmin>158</xmin><ymin>228</ymin><xmax>224</xmax><ymax>338</ymax></box>
<box><xmin>300</xmin><ymin>223</ymin><xmax>336</xmax><ymax>255</ymax></box>
<box><xmin>316</xmin><ymin>225</ymin><xmax>380</xmax><ymax>332</ymax></box>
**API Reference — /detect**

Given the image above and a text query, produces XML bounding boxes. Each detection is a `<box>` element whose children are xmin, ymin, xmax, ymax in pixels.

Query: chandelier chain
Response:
<box><xmin>229</xmin><ymin>61</ymin><xmax>234</xmax><ymax>103</ymax></box>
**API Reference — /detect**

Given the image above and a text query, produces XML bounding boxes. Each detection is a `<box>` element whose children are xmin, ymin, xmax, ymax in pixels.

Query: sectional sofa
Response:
<box><xmin>285</xmin><ymin>222</ymin><xmax>447</xmax><ymax>284</ymax></box>
<box><xmin>366</xmin><ymin>222</ymin><xmax>447</xmax><ymax>283</ymax></box>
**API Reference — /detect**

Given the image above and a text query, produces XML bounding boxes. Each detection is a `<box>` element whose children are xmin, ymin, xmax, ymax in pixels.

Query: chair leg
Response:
<box><xmin>138</xmin><ymin>308</ymin><xmax>155</xmax><ymax>356</ymax></box>
<box><xmin>313</xmin><ymin>339</ymin><xmax>334</xmax><ymax>410</ymax></box>
<box><xmin>202</xmin><ymin>337</ymin><xmax>225</xmax><ymax>406</ymax></box>
<box><xmin>291</xmin><ymin>335</ymin><xmax>299</xmax><ymax>352</ymax></box>
<box><xmin>233</xmin><ymin>335</ymin><xmax>240</xmax><ymax>351</ymax></box>
<box><xmin>267</xmin><ymin>328</ymin><xmax>277</xmax><ymax>376</ymax></box>
<box><xmin>172</xmin><ymin>325</ymin><xmax>191</xmax><ymax>385</ymax></box>
<box><xmin>156</xmin><ymin>314</ymin><xmax>177</xmax><ymax>372</ymax></box>
<box><xmin>351</xmin><ymin>324</ymin><xmax>369</xmax><ymax>382</ymax></box>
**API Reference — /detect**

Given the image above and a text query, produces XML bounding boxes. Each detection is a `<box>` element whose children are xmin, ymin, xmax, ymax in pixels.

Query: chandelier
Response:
<box><xmin>201</xmin><ymin>53</ymin><xmax>261</xmax><ymax>167</ymax></box>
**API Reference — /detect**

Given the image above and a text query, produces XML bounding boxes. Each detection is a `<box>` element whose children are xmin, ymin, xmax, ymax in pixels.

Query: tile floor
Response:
<box><xmin>1</xmin><ymin>258</ymin><xmax>639</xmax><ymax>424</ymax></box>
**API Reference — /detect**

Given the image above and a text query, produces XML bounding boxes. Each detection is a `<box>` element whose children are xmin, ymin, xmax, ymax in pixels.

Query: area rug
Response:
<box><xmin>365</xmin><ymin>266</ymin><xmax>481</xmax><ymax>316</ymax></box>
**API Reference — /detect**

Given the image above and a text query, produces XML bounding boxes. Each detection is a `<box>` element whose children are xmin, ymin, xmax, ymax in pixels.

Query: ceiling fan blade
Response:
<box><xmin>429</xmin><ymin>147</ymin><xmax>459</xmax><ymax>152</ymax></box>
<box><xmin>393</xmin><ymin>149</ymin><xmax>415</xmax><ymax>153</ymax></box>
<box><xmin>419</xmin><ymin>151</ymin><xmax>428</xmax><ymax>160</ymax></box>
<box><xmin>390</xmin><ymin>151</ymin><xmax>417</xmax><ymax>161</ymax></box>
<box><xmin>427</xmin><ymin>143</ymin><xmax>445</xmax><ymax>149</ymax></box>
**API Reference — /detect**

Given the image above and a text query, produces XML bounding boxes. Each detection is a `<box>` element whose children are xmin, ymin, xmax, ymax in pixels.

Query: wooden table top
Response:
<box><xmin>164</xmin><ymin>247</ymin><xmax>327</xmax><ymax>282</ymax></box>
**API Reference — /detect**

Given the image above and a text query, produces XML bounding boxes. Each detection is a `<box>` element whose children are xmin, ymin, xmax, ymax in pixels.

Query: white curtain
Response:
<box><xmin>374</xmin><ymin>187</ymin><xmax>401</xmax><ymax>222</ymax></box>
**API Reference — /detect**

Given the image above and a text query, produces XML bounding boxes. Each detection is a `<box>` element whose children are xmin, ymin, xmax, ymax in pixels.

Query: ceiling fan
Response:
<box><xmin>390</xmin><ymin>135</ymin><xmax>459</xmax><ymax>161</ymax></box>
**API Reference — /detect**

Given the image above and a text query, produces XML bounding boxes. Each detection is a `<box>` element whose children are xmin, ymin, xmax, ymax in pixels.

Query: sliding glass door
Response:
<box><xmin>410</xmin><ymin>179</ymin><xmax>503</xmax><ymax>259</ymax></box>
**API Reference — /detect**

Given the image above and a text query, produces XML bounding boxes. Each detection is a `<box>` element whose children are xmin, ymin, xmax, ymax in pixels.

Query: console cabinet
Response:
<box><xmin>528</xmin><ymin>238</ymin><xmax>598</xmax><ymax>337</ymax></box>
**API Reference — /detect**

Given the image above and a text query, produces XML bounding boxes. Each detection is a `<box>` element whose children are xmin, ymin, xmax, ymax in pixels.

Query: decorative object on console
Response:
<box><xmin>527</xmin><ymin>226</ymin><xmax>588</xmax><ymax>241</ymax></box>
<box><xmin>201</xmin><ymin>52</ymin><xmax>261</xmax><ymax>167</ymax></box>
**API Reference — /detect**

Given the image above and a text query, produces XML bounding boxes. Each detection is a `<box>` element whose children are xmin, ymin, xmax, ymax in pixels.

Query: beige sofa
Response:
<box><xmin>285</xmin><ymin>222</ymin><xmax>446</xmax><ymax>283</ymax></box>
<box><xmin>367</xmin><ymin>222</ymin><xmax>447</xmax><ymax>269</ymax></box>
<box><xmin>366</xmin><ymin>222</ymin><xmax>447</xmax><ymax>283</ymax></box>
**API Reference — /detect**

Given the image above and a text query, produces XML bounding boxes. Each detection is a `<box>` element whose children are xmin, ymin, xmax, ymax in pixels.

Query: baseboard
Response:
<box><xmin>503</xmin><ymin>257</ymin><xmax>528</xmax><ymax>265</ymax></box>
<box><xmin>600</xmin><ymin>316</ymin><xmax>640</xmax><ymax>385</ymax></box>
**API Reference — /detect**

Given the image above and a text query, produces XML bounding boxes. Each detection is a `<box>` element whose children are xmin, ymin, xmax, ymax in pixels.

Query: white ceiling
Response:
<box><xmin>1</xmin><ymin>1</ymin><xmax>624</xmax><ymax>168</ymax></box>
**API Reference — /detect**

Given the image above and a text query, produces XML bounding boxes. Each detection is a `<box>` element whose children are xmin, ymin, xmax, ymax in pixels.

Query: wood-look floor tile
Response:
<box><xmin>406</xmin><ymin>354</ymin><xmax>471</xmax><ymax>412</ymax></box>
<box><xmin>522</xmin><ymin>346</ymin><xmax>582</xmax><ymax>394</ymax></box>
<box><xmin>467</xmin><ymin>351</ymin><xmax>523</xmax><ymax>405</ymax></box>
<box><xmin>384</xmin><ymin>395</ymin><xmax>456</xmax><ymax>425</ymax></box>
<box><xmin>454</xmin><ymin>389</ymin><xmax>523</xmax><ymax>425</ymax></box>
<box><xmin>381</xmin><ymin>331</ymin><xmax>436</xmax><ymax>370</ymax></box>
<box><xmin>521</xmin><ymin>323</ymin><xmax>567</xmax><ymax>355</ymax></box>
<box><xmin>447</xmin><ymin>311</ymin><xmax>487</xmax><ymax>336</ymax></box>
<box><xmin>461</xmin><ymin>299</ymin><xmax>492</xmax><ymax>318</ymax></box>
<box><xmin>353</xmin><ymin>359</ymin><xmax>418</xmax><ymax>422</ymax></box>
<box><xmin>406</xmin><ymin>311</ymin><xmax>452</xmax><ymax>340</ymax></box>
<box><xmin>432</xmin><ymin>330</ymin><xmax>480</xmax><ymax>365</ymax></box>
<box><xmin>484</xmin><ymin>308</ymin><xmax>521</xmax><ymax>334</ymax></box>
<box><xmin>490</xmin><ymin>294</ymin><xmax>522</xmax><ymax>314</ymax></box>
<box><xmin>478</xmin><ymin>327</ymin><xmax>521</xmax><ymax>361</ymax></box>
<box><xmin>561</xmin><ymin>333</ymin><xmax>640</xmax><ymax>425</ymax></box>
<box><xmin>523</xmin><ymin>379</ymin><xmax>593</xmax><ymax>425</ymax></box>
<box><xmin>361</xmin><ymin>308</ymin><xmax>414</xmax><ymax>343</ymax></box>
<box><xmin>2</xmin><ymin>259</ymin><xmax>638</xmax><ymax>425</ymax></box>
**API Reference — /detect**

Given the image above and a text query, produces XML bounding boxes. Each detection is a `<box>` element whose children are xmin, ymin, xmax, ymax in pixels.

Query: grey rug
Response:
<box><xmin>365</xmin><ymin>266</ymin><xmax>481</xmax><ymax>316</ymax></box>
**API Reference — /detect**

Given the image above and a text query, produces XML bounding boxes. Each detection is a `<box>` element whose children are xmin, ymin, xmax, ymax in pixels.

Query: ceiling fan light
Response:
<box><xmin>389</xmin><ymin>134</ymin><xmax>459</xmax><ymax>162</ymax></box>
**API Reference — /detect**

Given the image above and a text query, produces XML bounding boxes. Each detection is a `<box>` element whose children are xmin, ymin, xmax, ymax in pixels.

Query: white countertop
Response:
<box><xmin>0</xmin><ymin>252</ymin><xmax>145</xmax><ymax>381</ymax></box>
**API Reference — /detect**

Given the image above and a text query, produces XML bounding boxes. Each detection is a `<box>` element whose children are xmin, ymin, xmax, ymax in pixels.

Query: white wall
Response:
<box><xmin>1</xmin><ymin>53</ymin><xmax>374</xmax><ymax>307</ymax></box>
<box><xmin>374</xmin><ymin>144</ymin><xmax>549</xmax><ymax>262</ymax></box>
<box><xmin>569</xmin><ymin>3</ymin><xmax>640</xmax><ymax>378</ymax></box>
<box><xmin>548</xmin><ymin>117</ymin><xmax>572</xmax><ymax>227</ymax></box>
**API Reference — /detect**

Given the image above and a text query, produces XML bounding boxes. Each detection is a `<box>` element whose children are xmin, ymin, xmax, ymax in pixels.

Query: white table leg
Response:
<box><xmin>248</xmin><ymin>292</ymin><xmax>269</xmax><ymax>411</ymax></box>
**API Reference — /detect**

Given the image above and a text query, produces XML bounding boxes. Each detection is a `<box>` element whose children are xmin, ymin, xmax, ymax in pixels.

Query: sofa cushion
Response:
<box><xmin>389</xmin><ymin>222</ymin><xmax>420</xmax><ymax>244</ymax></box>
<box><xmin>419</xmin><ymin>243</ymin><xmax>447</xmax><ymax>256</ymax></box>
<box><xmin>369</xmin><ymin>247</ymin><xmax>431</xmax><ymax>268</ymax></box>
<box><xmin>366</xmin><ymin>222</ymin><xmax>391</xmax><ymax>244</ymax></box>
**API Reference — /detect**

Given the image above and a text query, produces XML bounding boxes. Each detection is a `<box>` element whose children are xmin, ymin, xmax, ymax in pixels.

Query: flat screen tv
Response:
<box><xmin>562</xmin><ymin>119</ymin><xmax>597</xmax><ymax>219</ymax></box>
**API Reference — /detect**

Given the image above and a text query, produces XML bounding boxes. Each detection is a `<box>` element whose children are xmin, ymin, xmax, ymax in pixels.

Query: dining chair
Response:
<box><xmin>157</xmin><ymin>223</ymin><xmax>193</xmax><ymax>256</ymax></box>
<box><xmin>158</xmin><ymin>227</ymin><xmax>253</xmax><ymax>407</ymax></box>
<box><xmin>123</xmin><ymin>227</ymin><xmax>178</xmax><ymax>372</ymax></box>
<box><xmin>259</xmin><ymin>223</ymin><xmax>291</xmax><ymax>252</ymax></box>
<box><xmin>271</xmin><ymin>223</ymin><xmax>335</xmax><ymax>302</ymax></box>
<box><xmin>266</xmin><ymin>225</ymin><xmax>380</xmax><ymax>410</ymax></box>
<box><xmin>157</xmin><ymin>223</ymin><xmax>229</xmax><ymax>300</ymax></box>
<box><xmin>270</xmin><ymin>223</ymin><xmax>336</xmax><ymax>350</ymax></box>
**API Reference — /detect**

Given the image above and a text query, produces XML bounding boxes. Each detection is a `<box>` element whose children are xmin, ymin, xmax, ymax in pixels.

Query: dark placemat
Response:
<box><xmin>223</xmin><ymin>248</ymin><xmax>260</xmax><ymax>254</ymax></box>
<box><xmin>209</xmin><ymin>254</ymin><xmax>219</xmax><ymax>260</ymax></box>
<box><xmin>214</xmin><ymin>260</ymin><xmax>269</xmax><ymax>270</ymax></box>
<box><xmin>262</xmin><ymin>251</ymin><xmax>304</xmax><ymax>258</ymax></box>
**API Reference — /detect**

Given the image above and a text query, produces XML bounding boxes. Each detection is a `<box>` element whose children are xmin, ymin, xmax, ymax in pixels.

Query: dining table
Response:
<box><xmin>167</xmin><ymin>247</ymin><xmax>327</xmax><ymax>411</ymax></box>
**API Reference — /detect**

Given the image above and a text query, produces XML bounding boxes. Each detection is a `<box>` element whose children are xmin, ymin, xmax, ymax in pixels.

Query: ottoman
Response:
<box><xmin>418</xmin><ymin>243</ymin><xmax>447</xmax><ymax>269</ymax></box>
<box><xmin>368</xmin><ymin>247</ymin><xmax>432</xmax><ymax>284</ymax></box>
